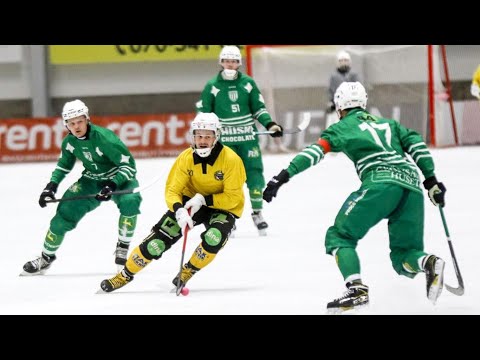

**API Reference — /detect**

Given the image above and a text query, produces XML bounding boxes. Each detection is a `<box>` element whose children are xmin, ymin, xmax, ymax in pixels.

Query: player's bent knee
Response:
<box><xmin>139</xmin><ymin>237</ymin><xmax>167</xmax><ymax>260</ymax></box>
<box><xmin>202</xmin><ymin>227</ymin><xmax>227</xmax><ymax>254</ymax></box>
<box><xmin>119</xmin><ymin>194</ymin><xmax>142</xmax><ymax>216</ymax></box>
<box><xmin>51</xmin><ymin>211</ymin><xmax>78</xmax><ymax>234</ymax></box>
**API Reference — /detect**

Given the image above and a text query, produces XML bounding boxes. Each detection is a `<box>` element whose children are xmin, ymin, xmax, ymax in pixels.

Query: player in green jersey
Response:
<box><xmin>263</xmin><ymin>82</ymin><xmax>447</xmax><ymax>313</ymax></box>
<box><xmin>22</xmin><ymin>100</ymin><xmax>142</xmax><ymax>275</ymax></box>
<box><xmin>196</xmin><ymin>45</ymin><xmax>283</xmax><ymax>236</ymax></box>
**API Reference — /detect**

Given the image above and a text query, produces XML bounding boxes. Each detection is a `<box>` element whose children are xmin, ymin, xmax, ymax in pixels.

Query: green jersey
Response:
<box><xmin>196</xmin><ymin>71</ymin><xmax>274</xmax><ymax>145</ymax></box>
<box><xmin>50</xmin><ymin>124</ymin><xmax>137</xmax><ymax>187</ymax></box>
<box><xmin>287</xmin><ymin>109</ymin><xmax>435</xmax><ymax>194</ymax></box>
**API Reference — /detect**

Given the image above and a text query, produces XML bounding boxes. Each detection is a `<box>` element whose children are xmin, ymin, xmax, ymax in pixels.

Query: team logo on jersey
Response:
<box><xmin>83</xmin><ymin>151</ymin><xmax>93</xmax><ymax>162</ymax></box>
<box><xmin>228</xmin><ymin>91</ymin><xmax>238</xmax><ymax>102</ymax></box>
<box><xmin>214</xmin><ymin>171</ymin><xmax>224</xmax><ymax>181</ymax></box>
<box><xmin>68</xmin><ymin>182</ymin><xmax>81</xmax><ymax>193</ymax></box>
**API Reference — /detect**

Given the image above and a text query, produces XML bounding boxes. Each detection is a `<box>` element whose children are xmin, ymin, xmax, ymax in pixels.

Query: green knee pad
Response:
<box><xmin>146</xmin><ymin>239</ymin><xmax>166</xmax><ymax>257</ymax></box>
<box><xmin>204</xmin><ymin>228</ymin><xmax>223</xmax><ymax>247</ymax></box>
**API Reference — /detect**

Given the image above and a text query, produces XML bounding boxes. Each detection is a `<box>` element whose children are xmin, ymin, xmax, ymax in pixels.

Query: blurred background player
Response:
<box><xmin>100</xmin><ymin>113</ymin><xmax>246</xmax><ymax>293</ymax></box>
<box><xmin>195</xmin><ymin>45</ymin><xmax>283</xmax><ymax>236</ymax></box>
<box><xmin>264</xmin><ymin>81</ymin><xmax>446</xmax><ymax>314</ymax></box>
<box><xmin>22</xmin><ymin>99</ymin><xmax>142</xmax><ymax>275</ymax></box>
<box><xmin>325</xmin><ymin>50</ymin><xmax>361</xmax><ymax>129</ymax></box>
<box><xmin>470</xmin><ymin>64</ymin><xmax>480</xmax><ymax>99</ymax></box>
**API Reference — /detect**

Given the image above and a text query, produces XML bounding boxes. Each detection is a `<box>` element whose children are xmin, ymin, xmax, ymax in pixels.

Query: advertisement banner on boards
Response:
<box><xmin>49</xmin><ymin>45</ymin><xmax>246</xmax><ymax>64</ymax></box>
<box><xmin>0</xmin><ymin>113</ymin><xmax>196</xmax><ymax>163</ymax></box>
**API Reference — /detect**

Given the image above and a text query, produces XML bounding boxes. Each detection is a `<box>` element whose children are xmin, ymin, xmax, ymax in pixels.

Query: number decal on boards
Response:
<box><xmin>359</xmin><ymin>122</ymin><xmax>391</xmax><ymax>149</ymax></box>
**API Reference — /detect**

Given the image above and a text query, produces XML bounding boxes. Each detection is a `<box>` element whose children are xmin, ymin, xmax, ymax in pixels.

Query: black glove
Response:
<box><xmin>96</xmin><ymin>181</ymin><xmax>117</xmax><ymax>201</ymax></box>
<box><xmin>266</xmin><ymin>122</ymin><xmax>283</xmax><ymax>138</ymax></box>
<box><xmin>263</xmin><ymin>169</ymin><xmax>290</xmax><ymax>203</ymax></box>
<box><xmin>39</xmin><ymin>182</ymin><xmax>58</xmax><ymax>208</ymax></box>
<box><xmin>423</xmin><ymin>176</ymin><xmax>446</xmax><ymax>207</ymax></box>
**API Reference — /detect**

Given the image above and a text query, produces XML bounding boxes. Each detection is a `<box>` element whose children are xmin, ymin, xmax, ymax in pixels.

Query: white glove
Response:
<box><xmin>184</xmin><ymin>193</ymin><xmax>206</xmax><ymax>216</ymax></box>
<box><xmin>175</xmin><ymin>207</ymin><xmax>193</xmax><ymax>230</ymax></box>
<box><xmin>471</xmin><ymin>83</ymin><xmax>480</xmax><ymax>98</ymax></box>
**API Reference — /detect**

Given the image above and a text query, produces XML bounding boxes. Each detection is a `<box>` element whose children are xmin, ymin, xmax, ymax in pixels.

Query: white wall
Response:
<box><xmin>0</xmin><ymin>45</ymin><xmax>478</xmax><ymax>101</ymax></box>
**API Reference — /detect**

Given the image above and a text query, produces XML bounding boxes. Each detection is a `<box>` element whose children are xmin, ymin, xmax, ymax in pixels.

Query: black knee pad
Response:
<box><xmin>138</xmin><ymin>232</ymin><xmax>168</xmax><ymax>260</ymax></box>
<box><xmin>141</xmin><ymin>211</ymin><xmax>182</xmax><ymax>259</ymax></box>
<box><xmin>201</xmin><ymin>227</ymin><xmax>230</xmax><ymax>254</ymax></box>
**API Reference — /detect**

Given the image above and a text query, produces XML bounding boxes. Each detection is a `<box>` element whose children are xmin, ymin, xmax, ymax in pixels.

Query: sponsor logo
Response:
<box><xmin>345</xmin><ymin>189</ymin><xmax>368</xmax><ymax>216</ymax></box>
<box><xmin>132</xmin><ymin>253</ymin><xmax>148</xmax><ymax>267</ymax></box>
<box><xmin>247</xmin><ymin>147</ymin><xmax>260</xmax><ymax>158</ymax></box>
<box><xmin>221</xmin><ymin>125</ymin><xmax>254</xmax><ymax>135</ymax></box>
<box><xmin>122</xmin><ymin>218</ymin><xmax>133</xmax><ymax>228</ymax></box>
<box><xmin>195</xmin><ymin>246</ymin><xmax>206</xmax><ymax>260</ymax></box>
<box><xmin>46</xmin><ymin>231</ymin><xmax>56</xmax><ymax>242</ymax></box>
<box><xmin>214</xmin><ymin>171</ymin><xmax>224</xmax><ymax>181</ymax></box>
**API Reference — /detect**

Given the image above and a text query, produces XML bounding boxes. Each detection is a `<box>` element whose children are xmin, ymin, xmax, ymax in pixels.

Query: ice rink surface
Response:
<box><xmin>2</xmin><ymin>147</ymin><xmax>478</xmax><ymax>315</ymax></box>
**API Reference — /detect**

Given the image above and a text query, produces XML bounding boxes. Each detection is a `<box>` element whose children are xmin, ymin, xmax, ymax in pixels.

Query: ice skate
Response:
<box><xmin>172</xmin><ymin>263</ymin><xmax>198</xmax><ymax>294</ymax></box>
<box><xmin>423</xmin><ymin>255</ymin><xmax>445</xmax><ymax>304</ymax></box>
<box><xmin>251</xmin><ymin>211</ymin><xmax>268</xmax><ymax>236</ymax></box>
<box><xmin>326</xmin><ymin>281</ymin><xmax>369</xmax><ymax>314</ymax></box>
<box><xmin>20</xmin><ymin>253</ymin><xmax>56</xmax><ymax>276</ymax></box>
<box><xmin>99</xmin><ymin>269</ymin><xmax>133</xmax><ymax>293</ymax></box>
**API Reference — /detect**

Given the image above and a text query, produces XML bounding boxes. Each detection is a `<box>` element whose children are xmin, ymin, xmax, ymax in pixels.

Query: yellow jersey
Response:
<box><xmin>165</xmin><ymin>143</ymin><xmax>246</xmax><ymax>218</ymax></box>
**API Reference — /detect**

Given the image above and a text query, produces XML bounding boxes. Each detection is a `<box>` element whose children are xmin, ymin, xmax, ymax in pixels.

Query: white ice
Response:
<box><xmin>1</xmin><ymin>147</ymin><xmax>478</xmax><ymax>315</ymax></box>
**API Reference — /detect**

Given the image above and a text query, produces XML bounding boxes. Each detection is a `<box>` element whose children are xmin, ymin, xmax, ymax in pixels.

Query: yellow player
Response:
<box><xmin>100</xmin><ymin>112</ymin><xmax>246</xmax><ymax>293</ymax></box>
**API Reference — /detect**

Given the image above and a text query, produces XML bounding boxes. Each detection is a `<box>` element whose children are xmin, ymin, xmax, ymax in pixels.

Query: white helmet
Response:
<box><xmin>334</xmin><ymin>81</ymin><xmax>368</xmax><ymax>112</ymax></box>
<box><xmin>336</xmin><ymin>50</ymin><xmax>351</xmax><ymax>71</ymax></box>
<box><xmin>219</xmin><ymin>46</ymin><xmax>242</xmax><ymax>66</ymax></box>
<box><xmin>62</xmin><ymin>99</ymin><xmax>90</xmax><ymax>125</ymax></box>
<box><xmin>190</xmin><ymin>112</ymin><xmax>222</xmax><ymax>158</ymax></box>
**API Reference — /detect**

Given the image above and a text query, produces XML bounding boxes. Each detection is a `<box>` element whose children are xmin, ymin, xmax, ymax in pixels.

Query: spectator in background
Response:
<box><xmin>470</xmin><ymin>64</ymin><xmax>480</xmax><ymax>99</ymax></box>
<box><xmin>326</xmin><ymin>50</ymin><xmax>361</xmax><ymax>129</ymax></box>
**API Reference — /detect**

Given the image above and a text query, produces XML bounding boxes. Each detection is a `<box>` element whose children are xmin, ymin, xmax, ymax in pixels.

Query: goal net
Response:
<box><xmin>246</xmin><ymin>45</ymin><xmax>457</xmax><ymax>151</ymax></box>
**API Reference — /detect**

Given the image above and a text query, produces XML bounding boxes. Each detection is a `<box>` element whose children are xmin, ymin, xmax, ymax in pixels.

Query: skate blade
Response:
<box><xmin>19</xmin><ymin>269</ymin><xmax>47</xmax><ymax>276</ymax></box>
<box><xmin>170</xmin><ymin>286</ymin><xmax>189</xmax><ymax>296</ymax></box>
<box><xmin>258</xmin><ymin>229</ymin><xmax>267</xmax><ymax>236</ymax></box>
<box><xmin>326</xmin><ymin>303</ymin><xmax>369</xmax><ymax>315</ymax></box>
<box><xmin>170</xmin><ymin>287</ymin><xmax>183</xmax><ymax>295</ymax></box>
<box><xmin>96</xmin><ymin>288</ymin><xmax>108</xmax><ymax>294</ymax></box>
